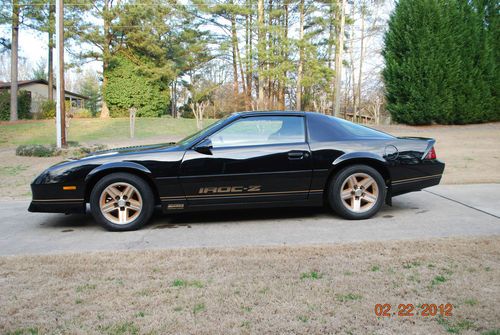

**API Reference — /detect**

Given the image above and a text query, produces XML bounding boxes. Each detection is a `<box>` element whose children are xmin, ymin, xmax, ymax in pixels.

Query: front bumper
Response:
<box><xmin>28</xmin><ymin>183</ymin><xmax>86</xmax><ymax>214</ymax></box>
<box><xmin>28</xmin><ymin>199</ymin><xmax>85</xmax><ymax>214</ymax></box>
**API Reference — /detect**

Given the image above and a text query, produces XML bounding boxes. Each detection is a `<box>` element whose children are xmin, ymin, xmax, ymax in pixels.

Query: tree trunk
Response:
<box><xmin>267</xmin><ymin>0</ymin><xmax>273</xmax><ymax>107</ymax></box>
<box><xmin>233</xmin><ymin>13</ymin><xmax>247</xmax><ymax>104</ymax></box>
<box><xmin>355</xmin><ymin>2</ymin><xmax>366</xmax><ymax>123</ymax></box>
<box><xmin>245</xmin><ymin>1</ymin><xmax>253</xmax><ymax>105</ymax></box>
<box><xmin>10</xmin><ymin>0</ymin><xmax>19</xmax><ymax>122</ymax></box>
<box><xmin>349</xmin><ymin>2</ymin><xmax>356</xmax><ymax>121</ymax></box>
<box><xmin>296</xmin><ymin>0</ymin><xmax>305</xmax><ymax>111</ymax></box>
<box><xmin>100</xmin><ymin>0</ymin><xmax>112</xmax><ymax>118</ymax></box>
<box><xmin>278</xmin><ymin>0</ymin><xmax>289</xmax><ymax>110</ymax></box>
<box><xmin>231</xmin><ymin>11</ymin><xmax>239</xmax><ymax>97</ymax></box>
<box><xmin>333</xmin><ymin>0</ymin><xmax>346</xmax><ymax>117</ymax></box>
<box><xmin>171</xmin><ymin>80</ymin><xmax>177</xmax><ymax>117</ymax></box>
<box><xmin>48</xmin><ymin>0</ymin><xmax>55</xmax><ymax>101</ymax></box>
<box><xmin>257</xmin><ymin>0</ymin><xmax>265</xmax><ymax>109</ymax></box>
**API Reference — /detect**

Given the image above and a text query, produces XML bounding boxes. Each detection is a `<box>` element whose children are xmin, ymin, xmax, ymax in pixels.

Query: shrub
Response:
<box><xmin>68</xmin><ymin>144</ymin><xmax>107</xmax><ymax>158</ymax></box>
<box><xmin>72</xmin><ymin>108</ymin><xmax>93</xmax><ymax>118</ymax></box>
<box><xmin>15</xmin><ymin>143</ymin><xmax>107</xmax><ymax>158</ymax></box>
<box><xmin>0</xmin><ymin>89</ymin><xmax>32</xmax><ymax>120</ymax></box>
<box><xmin>16</xmin><ymin>144</ymin><xmax>60</xmax><ymax>157</ymax></box>
<box><xmin>41</xmin><ymin>100</ymin><xmax>56</xmax><ymax>119</ymax></box>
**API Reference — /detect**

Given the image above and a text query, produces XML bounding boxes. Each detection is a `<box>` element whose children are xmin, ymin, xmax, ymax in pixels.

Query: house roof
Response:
<box><xmin>0</xmin><ymin>79</ymin><xmax>90</xmax><ymax>100</ymax></box>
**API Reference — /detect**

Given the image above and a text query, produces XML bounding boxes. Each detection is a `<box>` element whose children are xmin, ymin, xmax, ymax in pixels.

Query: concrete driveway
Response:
<box><xmin>0</xmin><ymin>184</ymin><xmax>498</xmax><ymax>256</ymax></box>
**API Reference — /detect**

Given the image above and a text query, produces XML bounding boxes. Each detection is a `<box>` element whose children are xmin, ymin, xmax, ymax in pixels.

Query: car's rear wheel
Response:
<box><xmin>90</xmin><ymin>173</ymin><xmax>154</xmax><ymax>231</ymax></box>
<box><xmin>328</xmin><ymin>165</ymin><xmax>386</xmax><ymax>220</ymax></box>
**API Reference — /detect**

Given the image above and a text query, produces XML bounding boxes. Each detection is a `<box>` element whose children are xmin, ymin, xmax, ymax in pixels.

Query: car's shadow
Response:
<box><xmin>38</xmin><ymin>206</ymin><xmax>331</xmax><ymax>231</ymax></box>
<box><xmin>38</xmin><ymin>202</ymin><xmax>406</xmax><ymax>231</ymax></box>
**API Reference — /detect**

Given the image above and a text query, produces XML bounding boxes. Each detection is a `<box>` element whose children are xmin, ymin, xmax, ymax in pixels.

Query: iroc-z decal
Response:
<box><xmin>198</xmin><ymin>185</ymin><xmax>261</xmax><ymax>194</ymax></box>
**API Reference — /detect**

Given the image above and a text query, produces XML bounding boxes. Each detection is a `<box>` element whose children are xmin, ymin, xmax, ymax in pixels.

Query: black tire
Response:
<box><xmin>90</xmin><ymin>172</ymin><xmax>155</xmax><ymax>231</ymax></box>
<box><xmin>328</xmin><ymin>164</ymin><xmax>386</xmax><ymax>220</ymax></box>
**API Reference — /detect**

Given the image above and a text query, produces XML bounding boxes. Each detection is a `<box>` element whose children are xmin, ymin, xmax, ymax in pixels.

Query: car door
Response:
<box><xmin>179</xmin><ymin>115</ymin><xmax>313</xmax><ymax>207</ymax></box>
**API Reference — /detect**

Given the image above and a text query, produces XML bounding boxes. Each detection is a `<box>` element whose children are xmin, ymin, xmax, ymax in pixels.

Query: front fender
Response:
<box><xmin>85</xmin><ymin>162</ymin><xmax>152</xmax><ymax>183</ymax></box>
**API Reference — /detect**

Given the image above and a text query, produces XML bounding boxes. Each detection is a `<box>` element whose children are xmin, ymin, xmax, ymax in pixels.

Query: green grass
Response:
<box><xmin>0</xmin><ymin>118</ymin><xmax>217</xmax><ymax>147</ymax></box>
<box><xmin>403</xmin><ymin>260</ymin><xmax>421</xmax><ymax>269</ymax></box>
<box><xmin>300</xmin><ymin>271</ymin><xmax>323</xmax><ymax>280</ymax></box>
<box><xmin>482</xmin><ymin>330</ymin><xmax>500</xmax><ymax>335</ymax></box>
<box><xmin>431</xmin><ymin>275</ymin><xmax>447</xmax><ymax>286</ymax></box>
<box><xmin>437</xmin><ymin>317</ymin><xmax>476</xmax><ymax>333</ymax></box>
<box><xmin>298</xmin><ymin>315</ymin><xmax>309</xmax><ymax>323</ymax></box>
<box><xmin>98</xmin><ymin>321</ymin><xmax>139</xmax><ymax>335</ymax></box>
<box><xmin>171</xmin><ymin>279</ymin><xmax>204</xmax><ymax>288</ymax></box>
<box><xmin>76</xmin><ymin>283</ymin><xmax>97</xmax><ymax>292</ymax></box>
<box><xmin>464</xmin><ymin>298</ymin><xmax>478</xmax><ymax>306</ymax></box>
<box><xmin>336</xmin><ymin>293</ymin><xmax>362</xmax><ymax>302</ymax></box>
<box><xmin>192</xmin><ymin>303</ymin><xmax>206</xmax><ymax>315</ymax></box>
<box><xmin>6</xmin><ymin>328</ymin><xmax>39</xmax><ymax>335</ymax></box>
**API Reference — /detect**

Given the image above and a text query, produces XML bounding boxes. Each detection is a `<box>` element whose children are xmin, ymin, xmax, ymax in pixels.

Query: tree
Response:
<box><xmin>383</xmin><ymin>0</ymin><xmax>498</xmax><ymax>125</ymax></box>
<box><xmin>296</xmin><ymin>0</ymin><xmax>305</xmax><ymax>110</ymax></box>
<box><xmin>333</xmin><ymin>0</ymin><xmax>346</xmax><ymax>117</ymax></box>
<box><xmin>78</xmin><ymin>69</ymin><xmax>100</xmax><ymax>115</ymax></box>
<box><xmin>22</xmin><ymin>0</ymin><xmax>84</xmax><ymax>102</ymax></box>
<box><xmin>10</xmin><ymin>0</ymin><xmax>19</xmax><ymax>121</ymax></box>
<box><xmin>104</xmin><ymin>56</ymin><xmax>169</xmax><ymax>117</ymax></box>
<box><xmin>75</xmin><ymin>0</ymin><xmax>121</xmax><ymax>118</ymax></box>
<box><xmin>186</xmin><ymin>73</ymin><xmax>219</xmax><ymax>129</ymax></box>
<box><xmin>32</xmin><ymin>58</ymin><xmax>47</xmax><ymax>80</ymax></box>
<box><xmin>257</xmin><ymin>0</ymin><xmax>265</xmax><ymax>109</ymax></box>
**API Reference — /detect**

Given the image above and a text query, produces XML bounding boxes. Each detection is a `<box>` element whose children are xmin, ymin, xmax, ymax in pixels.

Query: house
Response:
<box><xmin>0</xmin><ymin>79</ymin><xmax>89</xmax><ymax>114</ymax></box>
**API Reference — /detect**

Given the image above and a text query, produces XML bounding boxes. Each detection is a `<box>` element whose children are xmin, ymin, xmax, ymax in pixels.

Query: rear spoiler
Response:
<box><xmin>397</xmin><ymin>136</ymin><xmax>436</xmax><ymax>160</ymax></box>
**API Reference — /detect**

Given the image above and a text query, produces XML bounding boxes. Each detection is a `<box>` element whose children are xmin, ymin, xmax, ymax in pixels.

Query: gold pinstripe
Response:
<box><xmin>392</xmin><ymin>174</ymin><xmax>442</xmax><ymax>185</ymax></box>
<box><xmin>161</xmin><ymin>189</ymin><xmax>324</xmax><ymax>200</ymax></box>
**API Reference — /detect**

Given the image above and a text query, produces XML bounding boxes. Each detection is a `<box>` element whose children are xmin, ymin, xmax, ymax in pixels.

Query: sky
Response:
<box><xmin>0</xmin><ymin>16</ymin><xmax>100</xmax><ymax>89</ymax></box>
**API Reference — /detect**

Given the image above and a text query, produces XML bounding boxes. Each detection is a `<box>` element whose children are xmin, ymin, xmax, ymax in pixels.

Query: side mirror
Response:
<box><xmin>194</xmin><ymin>138</ymin><xmax>213</xmax><ymax>155</ymax></box>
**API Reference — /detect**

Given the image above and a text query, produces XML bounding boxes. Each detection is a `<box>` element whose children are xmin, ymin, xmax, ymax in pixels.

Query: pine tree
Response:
<box><xmin>383</xmin><ymin>0</ymin><xmax>498</xmax><ymax>125</ymax></box>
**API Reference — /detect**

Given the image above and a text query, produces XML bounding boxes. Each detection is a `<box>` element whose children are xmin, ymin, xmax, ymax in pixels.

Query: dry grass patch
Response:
<box><xmin>1</xmin><ymin>237</ymin><xmax>499</xmax><ymax>334</ymax></box>
<box><xmin>375</xmin><ymin>122</ymin><xmax>500</xmax><ymax>184</ymax></box>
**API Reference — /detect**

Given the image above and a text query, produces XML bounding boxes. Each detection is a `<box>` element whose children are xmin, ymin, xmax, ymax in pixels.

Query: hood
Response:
<box><xmin>85</xmin><ymin>142</ymin><xmax>177</xmax><ymax>158</ymax></box>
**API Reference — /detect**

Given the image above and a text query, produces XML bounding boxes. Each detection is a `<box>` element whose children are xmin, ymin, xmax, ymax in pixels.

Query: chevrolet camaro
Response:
<box><xmin>29</xmin><ymin>111</ymin><xmax>445</xmax><ymax>231</ymax></box>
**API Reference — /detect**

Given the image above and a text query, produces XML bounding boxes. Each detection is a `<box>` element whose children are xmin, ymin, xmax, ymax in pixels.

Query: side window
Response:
<box><xmin>209</xmin><ymin>116</ymin><xmax>305</xmax><ymax>148</ymax></box>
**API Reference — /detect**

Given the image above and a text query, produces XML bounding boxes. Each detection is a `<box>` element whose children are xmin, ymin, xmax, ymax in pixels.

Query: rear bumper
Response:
<box><xmin>390</xmin><ymin>161</ymin><xmax>445</xmax><ymax>197</ymax></box>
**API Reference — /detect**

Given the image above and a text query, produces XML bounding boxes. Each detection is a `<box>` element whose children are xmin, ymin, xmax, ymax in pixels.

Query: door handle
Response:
<box><xmin>288</xmin><ymin>151</ymin><xmax>305</xmax><ymax>160</ymax></box>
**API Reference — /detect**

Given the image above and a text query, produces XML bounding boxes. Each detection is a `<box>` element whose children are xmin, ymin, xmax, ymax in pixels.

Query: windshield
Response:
<box><xmin>176</xmin><ymin>116</ymin><xmax>229</xmax><ymax>147</ymax></box>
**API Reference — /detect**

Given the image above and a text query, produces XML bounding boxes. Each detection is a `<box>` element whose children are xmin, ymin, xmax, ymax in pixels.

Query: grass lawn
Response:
<box><xmin>0</xmin><ymin>118</ymin><xmax>216</xmax><ymax>147</ymax></box>
<box><xmin>0</xmin><ymin>237</ymin><xmax>498</xmax><ymax>334</ymax></box>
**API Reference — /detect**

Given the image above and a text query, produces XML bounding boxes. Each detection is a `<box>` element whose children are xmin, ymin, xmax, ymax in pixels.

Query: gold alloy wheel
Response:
<box><xmin>99</xmin><ymin>182</ymin><xmax>143</xmax><ymax>225</ymax></box>
<box><xmin>340</xmin><ymin>172</ymin><xmax>379</xmax><ymax>213</ymax></box>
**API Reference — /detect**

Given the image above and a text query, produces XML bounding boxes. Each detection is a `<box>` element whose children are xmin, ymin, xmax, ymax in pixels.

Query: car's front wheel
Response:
<box><xmin>90</xmin><ymin>173</ymin><xmax>154</xmax><ymax>231</ymax></box>
<box><xmin>328</xmin><ymin>165</ymin><xmax>386</xmax><ymax>220</ymax></box>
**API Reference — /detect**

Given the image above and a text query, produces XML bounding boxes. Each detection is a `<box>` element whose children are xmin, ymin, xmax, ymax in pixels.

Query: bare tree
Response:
<box><xmin>190</xmin><ymin>100</ymin><xmax>209</xmax><ymax>130</ymax></box>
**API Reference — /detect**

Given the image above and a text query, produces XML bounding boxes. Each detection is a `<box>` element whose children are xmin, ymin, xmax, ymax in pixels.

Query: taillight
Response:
<box><xmin>425</xmin><ymin>147</ymin><xmax>437</xmax><ymax>160</ymax></box>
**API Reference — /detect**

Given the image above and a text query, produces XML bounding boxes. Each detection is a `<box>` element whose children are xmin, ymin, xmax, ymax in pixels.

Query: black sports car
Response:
<box><xmin>29</xmin><ymin>111</ymin><xmax>445</xmax><ymax>231</ymax></box>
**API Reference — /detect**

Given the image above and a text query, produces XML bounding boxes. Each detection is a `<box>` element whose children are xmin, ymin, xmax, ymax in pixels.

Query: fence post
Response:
<box><xmin>129</xmin><ymin>107</ymin><xmax>137</xmax><ymax>139</ymax></box>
